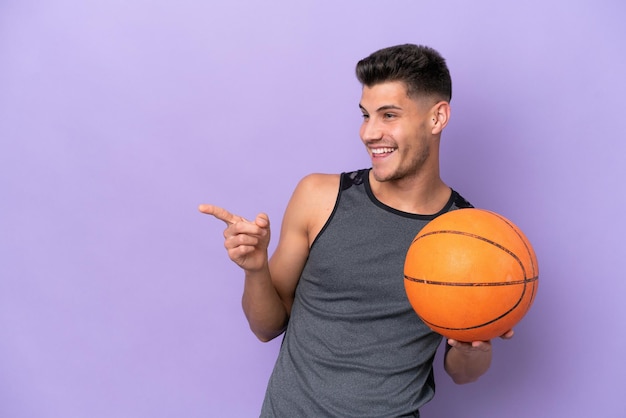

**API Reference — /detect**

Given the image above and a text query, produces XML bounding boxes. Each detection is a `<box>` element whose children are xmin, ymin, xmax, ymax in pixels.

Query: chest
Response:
<box><xmin>301</xmin><ymin>201</ymin><xmax>427</xmax><ymax>312</ymax></box>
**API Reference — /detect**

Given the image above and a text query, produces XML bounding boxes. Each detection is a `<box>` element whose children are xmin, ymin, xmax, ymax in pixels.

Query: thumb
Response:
<box><xmin>254</xmin><ymin>213</ymin><xmax>270</xmax><ymax>229</ymax></box>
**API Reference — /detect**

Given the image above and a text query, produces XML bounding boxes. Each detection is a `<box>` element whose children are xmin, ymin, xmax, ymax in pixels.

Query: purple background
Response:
<box><xmin>1</xmin><ymin>1</ymin><xmax>625</xmax><ymax>417</ymax></box>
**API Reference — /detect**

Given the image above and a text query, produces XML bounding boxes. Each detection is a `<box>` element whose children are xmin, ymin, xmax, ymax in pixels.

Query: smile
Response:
<box><xmin>371</xmin><ymin>147</ymin><xmax>397</xmax><ymax>155</ymax></box>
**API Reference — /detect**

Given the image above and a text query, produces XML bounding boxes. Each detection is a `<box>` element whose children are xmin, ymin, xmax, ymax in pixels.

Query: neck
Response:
<box><xmin>368</xmin><ymin>170</ymin><xmax>451</xmax><ymax>215</ymax></box>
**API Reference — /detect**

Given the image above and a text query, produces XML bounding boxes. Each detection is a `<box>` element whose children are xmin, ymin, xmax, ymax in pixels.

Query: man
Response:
<box><xmin>200</xmin><ymin>44</ymin><xmax>512</xmax><ymax>417</ymax></box>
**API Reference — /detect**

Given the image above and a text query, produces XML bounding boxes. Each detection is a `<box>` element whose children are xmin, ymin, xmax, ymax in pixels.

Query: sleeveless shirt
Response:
<box><xmin>260</xmin><ymin>169</ymin><xmax>472</xmax><ymax>417</ymax></box>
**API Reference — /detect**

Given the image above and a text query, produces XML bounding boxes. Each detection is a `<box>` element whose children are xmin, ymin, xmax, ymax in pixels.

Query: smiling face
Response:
<box><xmin>359</xmin><ymin>81</ymin><xmax>444</xmax><ymax>184</ymax></box>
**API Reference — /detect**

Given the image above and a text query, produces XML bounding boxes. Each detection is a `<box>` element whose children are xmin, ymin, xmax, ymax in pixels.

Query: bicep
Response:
<box><xmin>269</xmin><ymin>229</ymin><xmax>308</xmax><ymax>315</ymax></box>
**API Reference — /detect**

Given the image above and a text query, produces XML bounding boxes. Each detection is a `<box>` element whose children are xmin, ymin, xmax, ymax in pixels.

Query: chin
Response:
<box><xmin>371</xmin><ymin>167</ymin><xmax>399</xmax><ymax>183</ymax></box>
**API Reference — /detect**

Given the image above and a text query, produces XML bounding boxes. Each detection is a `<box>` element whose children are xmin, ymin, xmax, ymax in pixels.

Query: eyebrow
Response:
<box><xmin>359</xmin><ymin>104</ymin><xmax>403</xmax><ymax>112</ymax></box>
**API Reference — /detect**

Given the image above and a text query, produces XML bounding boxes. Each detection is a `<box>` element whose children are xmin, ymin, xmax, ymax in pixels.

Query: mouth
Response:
<box><xmin>370</xmin><ymin>147</ymin><xmax>397</xmax><ymax>157</ymax></box>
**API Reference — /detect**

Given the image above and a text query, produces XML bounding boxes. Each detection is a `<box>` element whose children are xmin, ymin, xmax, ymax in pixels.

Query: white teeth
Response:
<box><xmin>371</xmin><ymin>147</ymin><xmax>395</xmax><ymax>154</ymax></box>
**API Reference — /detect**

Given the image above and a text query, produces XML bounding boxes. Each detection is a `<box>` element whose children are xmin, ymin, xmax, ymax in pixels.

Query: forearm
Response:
<box><xmin>444</xmin><ymin>342</ymin><xmax>492</xmax><ymax>384</ymax></box>
<box><xmin>241</xmin><ymin>266</ymin><xmax>289</xmax><ymax>342</ymax></box>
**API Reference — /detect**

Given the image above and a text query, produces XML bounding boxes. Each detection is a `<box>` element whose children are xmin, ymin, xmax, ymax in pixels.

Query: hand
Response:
<box><xmin>447</xmin><ymin>329</ymin><xmax>514</xmax><ymax>353</ymax></box>
<box><xmin>198</xmin><ymin>204</ymin><xmax>271</xmax><ymax>272</ymax></box>
<box><xmin>447</xmin><ymin>339</ymin><xmax>492</xmax><ymax>353</ymax></box>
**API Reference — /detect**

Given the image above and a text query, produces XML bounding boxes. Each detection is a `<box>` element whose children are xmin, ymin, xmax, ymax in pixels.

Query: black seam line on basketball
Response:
<box><xmin>488</xmin><ymin>212</ymin><xmax>538</xmax><ymax>277</ymax></box>
<box><xmin>415</xmin><ymin>282</ymin><xmax>536</xmax><ymax>332</ymax></box>
<box><xmin>414</xmin><ymin>229</ymin><xmax>530</xmax><ymax>282</ymax></box>
<box><xmin>404</xmin><ymin>275</ymin><xmax>538</xmax><ymax>286</ymax></box>
<box><xmin>421</xmin><ymin>315</ymin><xmax>505</xmax><ymax>332</ymax></box>
<box><xmin>404</xmin><ymin>276</ymin><xmax>539</xmax><ymax>331</ymax></box>
<box><xmin>415</xmin><ymin>230</ymin><xmax>518</xmax><ymax>261</ymax></box>
<box><xmin>417</xmin><ymin>285</ymin><xmax>531</xmax><ymax>331</ymax></box>
<box><xmin>404</xmin><ymin>275</ymin><xmax>538</xmax><ymax>331</ymax></box>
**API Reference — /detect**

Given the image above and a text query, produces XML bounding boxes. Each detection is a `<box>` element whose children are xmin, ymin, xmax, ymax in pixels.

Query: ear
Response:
<box><xmin>430</xmin><ymin>101</ymin><xmax>450</xmax><ymax>135</ymax></box>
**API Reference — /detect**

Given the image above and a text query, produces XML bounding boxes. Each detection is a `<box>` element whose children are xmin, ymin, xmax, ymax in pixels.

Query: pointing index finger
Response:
<box><xmin>198</xmin><ymin>204</ymin><xmax>241</xmax><ymax>225</ymax></box>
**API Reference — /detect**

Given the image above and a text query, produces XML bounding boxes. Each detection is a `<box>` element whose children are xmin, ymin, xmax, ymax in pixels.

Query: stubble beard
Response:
<box><xmin>372</xmin><ymin>146</ymin><xmax>431</xmax><ymax>183</ymax></box>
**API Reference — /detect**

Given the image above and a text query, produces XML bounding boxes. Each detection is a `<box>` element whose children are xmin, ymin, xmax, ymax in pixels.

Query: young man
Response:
<box><xmin>200</xmin><ymin>44</ymin><xmax>512</xmax><ymax>417</ymax></box>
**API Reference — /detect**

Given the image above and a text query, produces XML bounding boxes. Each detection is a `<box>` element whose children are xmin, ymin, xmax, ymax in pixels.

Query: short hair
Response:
<box><xmin>355</xmin><ymin>44</ymin><xmax>452</xmax><ymax>102</ymax></box>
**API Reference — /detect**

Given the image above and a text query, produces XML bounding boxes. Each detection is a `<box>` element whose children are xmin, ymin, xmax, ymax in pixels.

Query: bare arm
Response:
<box><xmin>199</xmin><ymin>174</ymin><xmax>339</xmax><ymax>342</ymax></box>
<box><xmin>197</xmin><ymin>205</ymin><xmax>285</xmax><ymax>341</ymax></box>
<box><xmin>444</xmin><ymin>330</ymin><xmax>514</xmax><ymax>384</ymax></box>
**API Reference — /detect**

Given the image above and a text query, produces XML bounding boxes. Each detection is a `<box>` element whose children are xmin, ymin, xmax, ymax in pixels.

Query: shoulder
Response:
<box><xmin>293</xmin><ymin>172</ymin><xmax>340</xmax><ymax>196</ymax></box>
<box><xmin>289</xmin><ymin>173</ymin><xmax>340</xmax><ymax>216</ymax></box>
<box><xmin>286</xmin><ymin>173</ymin><xmax>341</xmax><ymax>245</ymax></box>
<box><xmin>294</xmin><ymin>169</ymin><xmax>369</xmax><ymax>195</ymax></box>
<box><xmin>298</xmin><ymin>172</ymin><xmax>341</xmax><ymax>189</ymax></box>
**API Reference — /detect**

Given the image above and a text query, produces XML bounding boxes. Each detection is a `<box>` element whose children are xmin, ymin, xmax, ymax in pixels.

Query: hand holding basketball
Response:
<box><xmin>448</xmin><ymin>328</ymin><xmax>513</xmax><ymax>351</ymax></box>
<box><xmin>199</xmin><ymin>204</ymin><xmax>271</xmax><ymax>272</ymax></box>
<box><xmin>448</xmin><ymin>339</ymin><xmax>493</xmax><ymax>353</ymax></box>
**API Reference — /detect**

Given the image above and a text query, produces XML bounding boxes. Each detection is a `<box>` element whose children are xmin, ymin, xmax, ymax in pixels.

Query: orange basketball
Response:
<box><xmin>404</xmin><ymin>208</ymin><xmax>538</xmax><ymax>342</ymax></box>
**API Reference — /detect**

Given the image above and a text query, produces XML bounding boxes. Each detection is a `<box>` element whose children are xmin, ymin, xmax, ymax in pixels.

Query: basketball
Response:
<box><xmin>404</xmin><ymin>208</ymin><xmax>539</xmax><ymax>342</ymax></box>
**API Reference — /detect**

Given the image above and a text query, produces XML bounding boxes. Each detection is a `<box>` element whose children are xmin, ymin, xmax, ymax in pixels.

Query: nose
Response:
<box><xmin>360</xmin><ymin>118</ymin><xmax>382</xmax><ymax>143</ymax></box>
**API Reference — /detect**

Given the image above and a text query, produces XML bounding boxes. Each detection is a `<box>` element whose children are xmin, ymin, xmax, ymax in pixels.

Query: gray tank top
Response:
<box><xmin>260</xmin><ymin>169</ymin><xmax>472</xmax><ymax>417</ymax></box>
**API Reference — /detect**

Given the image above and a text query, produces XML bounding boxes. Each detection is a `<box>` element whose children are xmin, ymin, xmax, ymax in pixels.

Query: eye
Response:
<box><xmin>361</xmin><ymin>113</ymin><xmax>370</xmax><ymax>120</ymax></box>
<box><xmin>383</xmin><ymin>113</ymin><xmax>396</xmax><ymax>119</ymax></box>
